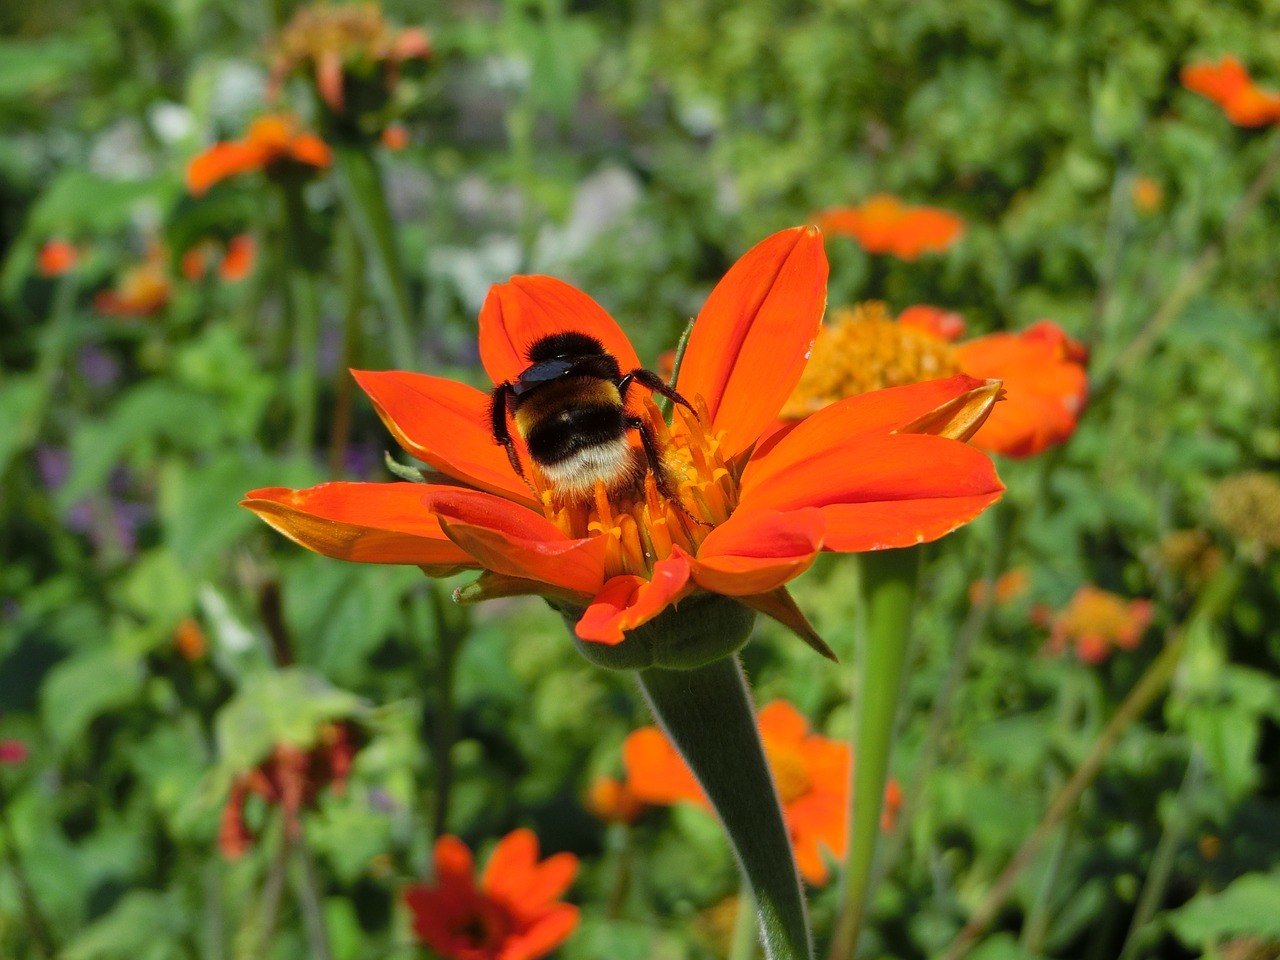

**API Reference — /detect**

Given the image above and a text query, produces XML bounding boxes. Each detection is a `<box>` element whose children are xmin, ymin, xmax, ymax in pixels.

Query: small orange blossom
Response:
<box><xmin>187</xmin><ymin>115</ymin><xmax>331</xmax><ymax>197</ymax></box>
<box><xmin>1045</xmin><ymin>586</ymin><xmax>1153</xmax><ymax>665</ymax></box>
<box><xmin>38</xmin><ymin>239</ymin><xmax>78</xmax><ymax>277</ymax></box>
<box><xmin>782</xmin><ymin>302</ymin><xmax>1087</xmax><ymax>459</ymax></box>
<box><xmin>404</xmin><ymin>829</ymin><xmax>579</xmax><ymax>960</ymax></box>
<box><xmin>94</xmin><ymin>249</ymin><xmax>171</xmax><ymax>317</ymax></box>
<box><xmin>1182</xmin><ymin>55</ymin><xmax>1280</xmax><ymax>127</ymax></box>
<box><xmin>243</xmin><ymin>228</ymin><xmax>1003</xmax><ymax>646</ymax></box>
<box><xmin>814</xmin><ymin>194</ymin><xmax>965</xmax><ymax>260</ymax></box>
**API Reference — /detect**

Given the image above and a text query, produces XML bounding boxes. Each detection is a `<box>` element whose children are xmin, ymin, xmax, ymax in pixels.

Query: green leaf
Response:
<box><xmin>40</xmin><ymin>648</ymin><xmax>144</xmax><ymax>749</ymax></box>
<box><xmin>62</xmin><ymin>890</ymin><xmax>189</xmax><ymax>960</ymax></box>
<box><xmin>1168</xmin><ymin>871</ymin><xmax>1280</xmax><ymax>947</ymax></box>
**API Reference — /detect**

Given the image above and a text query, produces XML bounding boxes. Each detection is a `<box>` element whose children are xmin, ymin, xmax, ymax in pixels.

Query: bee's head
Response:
<box><xmin>526</xmin><ymin>331</ymin><xmax>608</xmax><ymax>363</ymax></box>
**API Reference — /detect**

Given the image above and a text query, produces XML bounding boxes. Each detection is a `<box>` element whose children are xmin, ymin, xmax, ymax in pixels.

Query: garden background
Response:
<box><xmin>2</xmin><ymin>0</ymin><xmax>1279</xmax><ymax>958</ymax></box>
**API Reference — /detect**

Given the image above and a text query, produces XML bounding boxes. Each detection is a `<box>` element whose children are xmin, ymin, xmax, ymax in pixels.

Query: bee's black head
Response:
<box><xmin>526</xmin><ymin>331</ymin><xmax>608</xmax><ymax>363</ymax></box>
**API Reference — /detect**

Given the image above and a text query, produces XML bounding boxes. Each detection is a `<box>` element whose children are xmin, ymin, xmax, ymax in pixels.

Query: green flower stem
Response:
<box><xmin>729</xmin><ymin>887</ymin><xmax>761</xmax><ymax>960</ymax></box>
<box><xmin>637</xmin><ymin>656</ymin><xmax>812</xmax><ymax>960</ymax></box>
<box><xmin>329</xmin><ymin>139</ymin><xmax>417</xmax><ymax>370</ymax></box>
<box><xmin>290</xmin><ymin>824</ymin><xmax>334</xmax><ymax>960</ymax></box>
<box><xmin>828</xmin><ymin>547</ymin><xmax>921</xmax><ymax>960</ymax></box>
<box><xmin>942</xmin><ymin>563</ymin><xmax>1241</xmax><ymax>960</ymax></box>
<box><xmin>328</xmin><ymin>220</ymin><xmax>365</xmax><ymax>477</ymax></box>
<box><xmin>0</xmin><ymin>784</ymin><xmax>56</xmax><ymax>958</ymax></box>
<box><xmin>427</xmin><ymin>581</ymin><xmax>466</xmax><ymax>841</ymax></box>
<box><xmin>604</xmin><ymin>823</ymin><xmax>634</xmax><ymax>919</ymax></box>
<box><xmin>279</xmin><ymin>181</ymin><xmax>321</xmax><ymax>458</ymax></box>
<box><xmin>17</xmin><ymin>268</ymin><xmax>78</xmax><ymax>451</ymax></box>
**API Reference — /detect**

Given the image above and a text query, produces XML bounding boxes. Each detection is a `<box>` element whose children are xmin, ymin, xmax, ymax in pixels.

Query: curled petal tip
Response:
<box><xmin>897</xmin><ymin>376</ymin><xmax>1003</xmax><ymax>443</ymax></box>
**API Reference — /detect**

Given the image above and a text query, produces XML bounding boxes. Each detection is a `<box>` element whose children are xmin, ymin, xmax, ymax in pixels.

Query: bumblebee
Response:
<box><xmin>490</xmin><ymin>331</ymin><xmax>694</xmax><ymax>504</ymax></box>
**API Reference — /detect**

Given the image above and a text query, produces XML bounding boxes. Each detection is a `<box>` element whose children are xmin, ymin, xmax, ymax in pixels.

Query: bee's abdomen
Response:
<box><xmin>525</xmin><ymin>404</ymin><xmax>628</xmax><ymax>465</ymax></box>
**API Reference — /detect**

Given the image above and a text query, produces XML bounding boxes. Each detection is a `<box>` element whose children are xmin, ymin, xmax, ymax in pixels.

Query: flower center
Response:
<box><xmin>532</xmin><ymin>396</ymin><xmax>737</xmax><ymax>581</ymax></box>
<box><xmin>780</xmin><ymin>303</ymin><xmax>961</xmax><ymax>418</ymax></box>
<box><xmin>450</xmin><ymin>899</ymin><xmax>511</xmax><ymax>953</ymax></box>
<box><xmin>764</xmin><ymin>742</ymin><xmax>811</xmax><ymax>806</ymax></box>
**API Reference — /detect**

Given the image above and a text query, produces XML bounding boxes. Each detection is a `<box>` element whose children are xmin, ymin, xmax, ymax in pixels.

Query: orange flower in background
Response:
<box><xmin>381</xmin><ymin>123</ymin><xmax>409</xmax><ymax>150</ymax></box>
<box><xmin>1045</xmin><ymin>586</ymin><xmax>1153</xmax><ymax>665</ymax></box>
<box><xmin>219</xmin><ymin>234</ymin><xmax>257</xmax><ymax>282</ymax></box>
<box><xmin>968</xmin><ymin>567</ymin><xmax>1030</xmax><ymax>607</ymax></box>
<box><xmin>243</xmin><ymin>228</ymin><xmax>1004</xmax><ymax>647</ymax></box>
<box><xmin>38</xmin><ymin>239</ymin><xmax>78</xmax><ymax>277</ymax></box>
<box><xmin>622</xmin><ymin>701</ymin><xmax>899</xmax><ymax>886</ymax></box>
<box><xmin>270</xmin><ymin>3</ymin><xmax>431</xmax><ymax>114</ymax></box>
<box><xmin>404</xmin><ymin>829</ymin><xmax>579</xmax><ymax>960</ymax></box>
<box><xmin>1132</xmin><ymin>176</ymin><xmax>1164</xmax><ymax>214</ymax></box>
<box><xmin>783</xmin><ymin>302</ymin><xmax>1088</xmax><ymax>458</ymax></box>
<box><xmin>94</xmin><ymin>249</ymin><xmax>171</xmax><ymax>317</ymax></box>
<box><xmin>174</xmin><ymin>616</ymin><xmax>207</xmax><ymax>661</ymax></box>
<box><xmin>814</xmin><ymin>194</ymin><xmax>965</xmax><ymax>260</ymax></box>
<box><xmin>1182</xmin><ymin>55</ymin><xmax>1280</xmax><ymax>127</ymax></box>
<box><xmin>584</xmin><ymin>775</ymin><xmax>645</xmax><ymax>825</ymax></box>
<box><xmin>219</xmin><ymin>721</ymin><xmax>359</xmax><ymax>859</ymax></box>
<box><xmin>187</xmin><ymin>115</ymin><xmax>331</xmax><ymax>196</ymax></box>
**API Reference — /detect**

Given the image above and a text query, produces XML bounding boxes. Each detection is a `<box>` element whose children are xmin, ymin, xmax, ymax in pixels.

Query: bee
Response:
<box><xmin>490</xmin><ymin>331</ymin><xmax>695</xmax><ymax>504</ymax></box>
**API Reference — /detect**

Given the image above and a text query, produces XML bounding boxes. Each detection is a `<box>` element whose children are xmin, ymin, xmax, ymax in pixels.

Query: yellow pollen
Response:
<box><xmin>532</xmin><ymin>395</ymin><xmax>736</xmax><ymax>580</ymax></box>
<box><xmin>780</xmin><ymin>302</ymin><xmax>962</xmax><ymax>418</ymax></box>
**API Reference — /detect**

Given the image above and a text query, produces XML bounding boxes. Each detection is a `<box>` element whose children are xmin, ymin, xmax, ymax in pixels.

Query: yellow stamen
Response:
<box><xmin>781</xmin><ymin>302</ymin><xmax>962</xmax><ymax>418</ymax></box>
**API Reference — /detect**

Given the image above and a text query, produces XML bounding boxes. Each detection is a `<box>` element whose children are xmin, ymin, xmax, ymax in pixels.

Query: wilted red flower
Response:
<box><xmin>270</xmin><ymin>3</ymin><xmax>431</xmax><ymax>115</ymax></box>
<box><xmin>243</xmin><ymin>228</ymin><xmax>1003</xmax><ymax>648</ymax></box>
<box><xmin>622</xmin><ymin>701</ymin><xmax>899</xmax><ymax>886</ymax></box>
<box><xmin>404</xmin><ymin>829</ymin><xmax>579</xmax><ymax>960</ymax></box>
<box><xmin>94</xmin><ymin>249</ymin><xmax>171</xmax><ymax>317</ymax></box>
<box><xmin>0</xmin><ymin>740</ymin><xmax>29</xmax><ymax>765</ymax></box>
<box><xmin>584</xmin><ymin>775</ymin><xmax>646</xmax><ymax>825</ymax></box>
<box><xmin>783</xmin><ymin>302</ymin><xmax>1087</xmax><ymax>459</ymax></box>
<box><xmin>1182</xmin><ymin>55</ymin><xmax>1280</xmax><ymax>127</ymax></box>
<box><xmin>187</xmin><ymin>115</ymin><xmax>331</xmax><ymax>197</ymax></box>
<box><xmin>38</xmin><ymin>239</ymin><xmax>78</xmax><ymax>277</ymax></box>
<box><xmin>219</xmin><ymin>721</ymin><xmax>359</xmax><ymax>859</ymax></box>
<box><xmin>1045</xmin><ymin>586</ymin><xmax>1153</xmax><ymax>665</ymax></box>
<box><xmin>814</xmin><ymin>194</ymin><xmax>965</xmax><ymax>260</ymax></box>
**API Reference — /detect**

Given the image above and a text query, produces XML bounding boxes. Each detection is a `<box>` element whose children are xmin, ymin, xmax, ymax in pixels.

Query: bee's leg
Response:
<box><xmin>626</xmin><ymin>415</ymin><xmax>709</xmax><ymax>526</ymax></box>
<box><xmin>619</xmin><ymin>368</ymin><xmax>696</xmax><ymax>416</ymax></box>
<box><xmin>490</xmin><ymin>383</ymin><xmax>528</xmax><ymax>483</ymax></box>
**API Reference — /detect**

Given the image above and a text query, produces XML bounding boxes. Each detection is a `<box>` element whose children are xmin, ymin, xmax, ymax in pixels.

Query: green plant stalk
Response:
<box><xmin>17</xmin><ymin>268</ymin><xmax>78</xmax><ymax>451</ymax></box>
<box><xmin>280</xmin><ymin>182</ymin><xmax>321</xmax><ymax>458</ymax></box>
<box><xmin>427</xmin><ymin>581</ymin><xmax>464</xmax><ymax>841</ymax></box>
<box><xmin>329</xmin><ymin>140</ymin><xmax>417</xmax><ymax>370</ymax></box>
<box><xmin>291</xmin><ymin>824</ymin><xmax>334</xmax><ymax>960</ymax></box>
<box><xmin>942</xmin><ymin>563</ymin><xmax>1241</xmax><ymax>960</ymax></box>
<box><xmin>729</xmin><ymin>887</ymin><xmax>760</xmax><ymax>960</ymax></box>
<box><xmin>328</xmin><ymin>220</ymin><xmax>365</xmax><ymax>477</ymax></box>
<box><xmin>828</xmin><ymin>547</ymin><xmax>921</xmax><ymax>960</ymax></box>
<box><xmin>638</xmin><ymin>656</ymin><xmax>812</xmax><ymax>960</ymax></box>
<box><xmin>604</xmin><ymin>823</ymin><xmax>633</xmax><ymax>919</ymax></box>
<box><xmin>1019</xmin><ymin>811</ymin><xmax>1071</xmax><ymax>952</ymax></box>
<box><xmin>1117</xmin><ymin>748</ymin><xmax>1205</xmax><ymax>960</ymax></box>
<box><xmin>0</xmin><ymin>786</ymin><xmax>56</xmax><ymax>959</ymax></box>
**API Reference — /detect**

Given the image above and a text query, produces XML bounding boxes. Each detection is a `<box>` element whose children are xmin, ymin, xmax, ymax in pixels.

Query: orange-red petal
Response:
<box><xmin>574</xmin><ymin>554</ymin><xmax>692</xmax><ymax>644</ymax></box>
<box><xmin>757</xmin><ymin>700</ymin><xmax>809</xmax><ymax>744</ymax></box>
<box><xmin>479</xmin><ymin>276</ymin><xmax>642</xmax><ymax>387</ymax></box>
<box><xmin>622</xmin><ymin>727</ymin><xmax>707</xmax><ymax>808</ymax></box>
<box><xmin>677</xmin><ymin>227</ymin><xmax>828</xmax><ymax>460</ymax></box>
<box><xmin>241</xmin><ymin>483</ymin><xmax>473</xmax><ymax>565</ymax></box>
<box><xmin>187</xmin><ymin>142</ymin><xmax>263</xmax><ymax>196</ymax></box>
<box><xmin>501</xmin><ymin>905</ymin><xmax>580</xmax><ymax>960</ymax></box>
<box><xmin>289</xmin><ymin>132</ymin><xmax>333</xmax><ymax>168</ymax></box>
<box><xmin>433</xmin><ymin>834</ymin><xmax>477</xmax><ymax>892</ymax></box>
<box><xmin>690</xmin><ymin>508</ymin><xmax>824</xmax><ymax>596</ymax></box>
<box><xmin>740</xmin><ymin>432</ymin><xmax>1003</xmax><ymax>551</ymax></box>
<box><xmin>423</xmin><ymin>488</ymin><xmax>607</xmax><ymax>594</ymax></box>
<box><xmin>352</xmin><ymin>369</ymin><xmax>537</xmax><ymax>505</ymax></box>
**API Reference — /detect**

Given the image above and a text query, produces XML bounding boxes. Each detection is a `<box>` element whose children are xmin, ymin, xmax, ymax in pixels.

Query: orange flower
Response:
<box><xmin>270</xmin><ymin>3</ymin><xmax>432</xmax><ymax>115</ymax></box>
<box><xmin>94</xmin><ymin>250</ymin><xmax>171</xmax><ymax>317</ymax></box>
<box><xmin>1132</xmin><ymin>176</ymin><xmax>1164</xmax><ymax>214</ymax></box>
<box><xmin>242</xmin><ymin>228</ymin><xmax>1002</xmax><ymax>647</ymax></box>
<box><xmin>219</xmin><ymin>233</ymin><xmax>257</xmax><ymax>282</ymax></box>
<box><xmin>38</xmin><ymin>239</ymin><xmax>78</xmax><ymax>277</ymax></box>
<box><xmin>814</xmin><ymin>194</ymin><xmax>965</xmax><ymax>260</ymax></box>
<box><xmin>174</xmin><ymin>616</ymin><xmax>207</xmax><ymax>661</ymax></box>
<box><xmin>404</xmin><ymin>829</ymin><xmax>579</xmax><ymax>960</ymax></box>
<box><xmin>1182</xmin><ymin>55</ymin><xmax>1280</xmax><ymax>127</ymax></box>
<box><xmin>622</xmin><ymin>701</ymin><xmax>900</xmax><ymax>886</ymax></box>
<box><xmin>219</xmin><ymin>721</ymin><xmax>360</xmax><ymax>859</ymax></box>
<box><xmin>187</xmin><ymin>115</ymin><xmax>331</xmax><ymax>196</ymax></box>
<box><xmin>1045</xmin><ymin>586</ymin><xmax>1153</xmax><ymax>665</ymax></box>
<box><xmin>783</xmin><ymin>302</ymin><xmax>1087</xmax><ymax>459</ymax></box>
<box><xmin>968</xmin><ymin>567</ymin><xmax>1030</xmax><ymax>607</ymax></box>
<box><xmin>381</xmin><ymin>123</ymin><xmax>409</xmax><ymax>150</ymax></box>
<box><xmin>584</xmin><ymin>775</ymin><xmax>646</xmax><ymax>825</ymax></box>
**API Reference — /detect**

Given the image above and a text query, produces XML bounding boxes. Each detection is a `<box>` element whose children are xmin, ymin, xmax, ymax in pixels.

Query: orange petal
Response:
<box><xmin>740</xmin><ymin>432</ymin><xmax>1003</xmax><ymax>551</ymax></box>
<box><xmin>315</xmin><ymin>50</ymin><xmax>345</xmax><ymax>113</ymax></box>
<box><xmin>787</xmin><ymin>791</ymin><xmax>847</xmax><ymax>885</ymax></box>
<box><xmin>954</xmin><ymin>326</ymin><xmax>1087</xmax><ymax>458</ymax></box>
<box><xmin>622</xmin><ymin>727</ymin><xmax>706</xmax><ymax>807</ymax></box>
<box><xmin>241</xmin><ymin>483</ymin><xmax>473</xmax><ymax>565</ymax></box>
<box><xmin>1182</xmin><ymin>56</ymin><xmax>1251</xmax><ymax>105</ymax></box>
<box><xmin>433</xmin><ymin>835</ymin><xmax>477</xmax><ymax>891</ymax></box>
<box><xmin>747</xmin><ymin>375</ymin><xmax>999</xmax><ymax>481</ymax></box>
<box><xmin>187</xmin><ymin>142</ymin><xmax>261</xmax><ymax>195</ymax></box>
<box><xmin>478</xmin><ymin>276</ymin><xmax>642</xmax><ymax>386</ymax></box>
<box><xmin>352</xmin><ymin>369</ymin><xmax>538</xmax><ymax>506</ymax></box>
<box><xmin>481</xmin><ymin>828</ymin><xmax>538</xmax><ymax>900</ymax></box>
<box><xmin>503</xmin><ymin>905</ymin><xmax>580</xmax><ymax>960</ymax></box>
<box><xmin>574</xmin><ymin>554</ymin><xmax>692</xmax><ymax>645</ymax></box>
<box><xmin>289</xmin><ymin>132</ymin><xmax>332</xmax><ymax>169</ymax></box>
<box><xmin>690</xmin><ymin>508</ymin><xmax>824</xmax><ymax>596</ymax></box>
<box><xmin>677</xmin><ymin>227</ymin><xmax>828</xmax><ymax>460</ymax></box>
<box><xmin>424</xmin><ymin>488</ymin><xmax>607</xmax><ymax>594</ymax></box>
<box><xmin>218</xmin><ymin>234</ymin><xmax>256</xmax><ymax>282</ymax></box>
<box><xmin>757</xmin><ymin>701</ymin><xmax>809</xmax><ymax>745</ymax></box>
